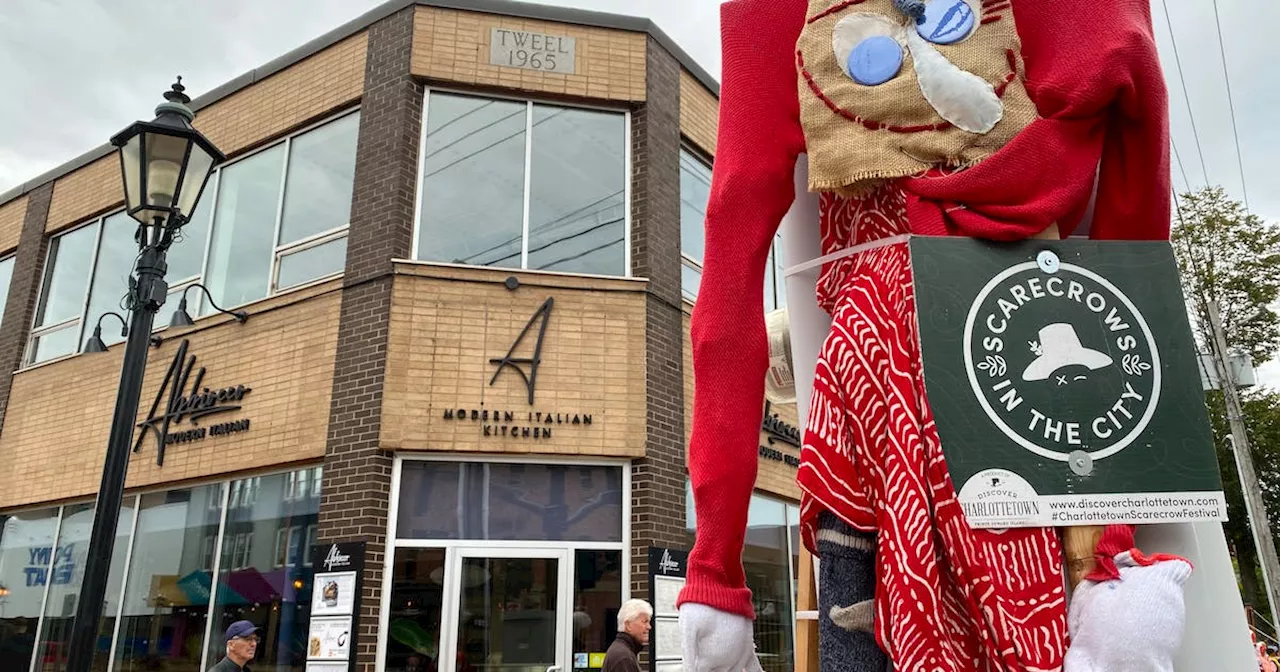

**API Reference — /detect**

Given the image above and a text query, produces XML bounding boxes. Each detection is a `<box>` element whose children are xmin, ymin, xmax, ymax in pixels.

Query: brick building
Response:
<box><xmin>0</xmin><ymin>2</ymin><xmax>805</xmax><ymax>672</ymax></box>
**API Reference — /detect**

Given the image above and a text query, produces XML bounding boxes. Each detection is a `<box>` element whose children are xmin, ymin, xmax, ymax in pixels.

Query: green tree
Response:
<box><xmin>1171</xmin><ymin>185</ymin><xmax>1280</xmax><ymax>364</ymax></box>
<box><xmin>1172</xmin><ymin>185</ymin><xmax>1280</xmax><ymax>633</ymax></box>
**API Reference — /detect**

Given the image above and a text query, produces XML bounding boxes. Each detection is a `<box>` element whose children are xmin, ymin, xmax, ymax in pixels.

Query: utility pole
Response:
<box><xmin>1206</xmin><ymin>298</ymin><xmax>1280</xmax><ymax>635</ymax></box>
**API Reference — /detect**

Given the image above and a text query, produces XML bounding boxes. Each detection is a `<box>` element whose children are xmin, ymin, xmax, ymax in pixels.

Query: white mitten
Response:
<box><xmin>679</xmin><ymin>602</ymin><xmax>764</xmax><ymax>672</ymax></box>
<box><xmin>1064</xmin><ymin>526</ymin><xmax>1193</xmax><ymax>672</ymax></box>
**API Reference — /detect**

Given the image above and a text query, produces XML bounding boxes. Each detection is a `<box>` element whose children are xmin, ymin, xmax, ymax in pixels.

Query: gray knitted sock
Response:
<box><xmin>817</xmin><ymin>510</ymin><xmax>890</xmax><ymax>672</ymax></box>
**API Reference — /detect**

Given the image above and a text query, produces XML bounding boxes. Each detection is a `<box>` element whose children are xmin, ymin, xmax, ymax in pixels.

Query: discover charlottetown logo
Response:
<box><xmin>963</xmin><ymin>260</ymin><xmax>1161</xmax><ymax>462</ymax></box>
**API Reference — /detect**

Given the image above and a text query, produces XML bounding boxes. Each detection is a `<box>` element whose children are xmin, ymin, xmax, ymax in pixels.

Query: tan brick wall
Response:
<box><xmin>44</xmin><ymin>33</ymin><xmax>367</xmax><ymax>235</ymax></box>
<box><xmin>383</xmin><ymin>263</ymin><xmax>647</xmax><ymax>458</ymax></box>
<box><xmin>194</xmin><ymin>33</ymin><xmax>367</xmax><ymax>156</ymax></box>
<box><xmin>0</xmin><ymin>195</ymin><xmax>27</xmax><ymax>254</ymax></box>
<box><xmin>44</xmin><ymin>156</ymin><xmax>120</xmax><ymax>234</ymax></box>
<box><xmin>412</xmin><ymin>6</ymin><xmax>646</xmax><ymax>102</ymax></box>
<box><xmin>679</xmin><ymin>69</ymin><xmax>718</xmax><ymax>157</ymax></box>
<box><xmin>0</xmin><ymin>281</ymin><xmax>342</xmax><ymax>510</ymax></box>
<box><xmin>682</xmin><ymin>307</ymin><xmax>800</xmax><ymax>502</ymax></box>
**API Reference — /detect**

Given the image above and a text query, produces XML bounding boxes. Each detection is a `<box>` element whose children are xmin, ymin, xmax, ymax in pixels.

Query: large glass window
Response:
<box><xmin>0</xmin><ymin>508</ymin><xmax>60</xmax><ymax>671</ymax></box>
<box><xmin>0</xmin><ymin>255</ymin><xmax>16</xmax><ymax>330</ymax></box>
<box><xmin>387</xmin><ymin>459</ymin><xmax>626</xmax><ymax>672</ymax></box>
<box><xmin>415</xmin><ymin>92</ymin><xmax>629</xmax><ymax>276</ymax></box>
<box><xmin>396</xmin><ymin>462</ymin><xmax>623</xmax><ymax>542</ymax></box>
<box><xmin>679</xmin><ymin>148</ymin><xmax>787</xmax><ymax>311</ymax></box>
<box><xmin>114</xmin><ymin>484</ymin><xmax>225</xmax><ymax>672</ymax></box>
<box><xmin>0</xmin><ymin>466</ymin><xmax>323</xmax><ymax>672</ymax></box>
<box><xmin>25</xmin><ymin>111</ymin><xmax>359</xmax><ymax>366</ymax></box>
<box><xmin>205</xmin><ymin>470</ymin><xmax>320</xmax><ymax>671</ymax></box>
<box><xmin>679</xmin><ymin>149</ymin><xmax>711</xmax><ymax>302</ymax></box>
<box><xmin>32</xmin><ymin>501</ymin><xmax>134</xmax><ymax>672</ymax></box>
<box><xmin>686</xmin><ymin>484</ymin><xmax>798</xmax><ymax>672</ymax></box>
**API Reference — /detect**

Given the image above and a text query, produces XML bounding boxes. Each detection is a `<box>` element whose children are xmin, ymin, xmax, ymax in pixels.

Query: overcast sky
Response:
<box><xmin>1</xmin><ymin>0</ymin><xmax>1275</xmax><ymax>387</ymax></box>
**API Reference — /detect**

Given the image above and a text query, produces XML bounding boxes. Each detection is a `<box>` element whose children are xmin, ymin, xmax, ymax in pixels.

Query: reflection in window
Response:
<box><xmin>680</xmin><ymin>149</ymin><xmax>711</xmax><ymax>302</ymax></box>
<box><xmin>279</xmin><ymin>112</ymin><xmax>359</xmax><ymax>245</ymax></box>
<box><xmin>204</xmin><ymin>144</ymin><xmax>284</xmax><ymax>313</ymax></box>
<box><xmin>397</xmin><ymin>462</ymin><xmax>623</xmax><ymax>542</ymax></box>
<box><xmin>28</xmin><ymin>224</ymin><xmax>97</xmax><ymax>363</ymax></box>
<box><xmin>765</xmin><ymin>233</ymin><xmax>788</xmax><ymax>313</ymax></box>
<box><xmin>386</xmin><ymin>549</ymin><xmax>447</xmax><ymax>672</ymax></box>
<box><xmin>83</xmin><ymin>213</ymin><xmax>139</xmax><ymax>349</ymax></box>
<box><xmin>679</xmin><ymin>148</ymin><xmax>787</xmax><ymax>310</ymax></box>
<box><xmin>0</xmin><ymin>508</ymin><xmax>61</xmax><ymax>671</ymax></box>
<box><xmin>0</xmin><ymin>256</ymin><xmax>16</xmax><ymax>330</ymax></box>
<box><xmin>24</xmin><ymin>111</ymin><xmax>358</xmax><ymax>366</ymax></box>
<box><xmin>527</xmin><ymin>107</ymin><xmax>626</xmax><ymax>275</ymax></box>
<box><xmin>686</xmin><ymin>483</ymin><xmax>798</xmax><ymax>672</ymax></box>
<box><xmin>457</xmin><ymin>557</ymin><xmax>559</xmax><ymax>671</ymax></box>
<box><xmin>418</xmin><ymin>93</ymin><xmax>526</xmax><ymax>267</ymax></box>
<box><xmin>33</xmin><ymin>502</ymin><xmax>134</xmax><ymax>672</ymax></box>
<box><xmin>114</xmin><ymin>485</ymin><xmax>225</xmax><ymax>671</ymax></box>
<box><xmin>416</xmin><ymin>92</ymin><xmax>628</xmax><ymax>277</ymax></box>
<box><xmin>206</xmin><ymin>469</ymin><xmax>321</xmax><ymax>672</ymax></box>
<box><xmin>572</xmin><ymin>550</ymin><xmax>623</xmax><ymax>658</ymax></box>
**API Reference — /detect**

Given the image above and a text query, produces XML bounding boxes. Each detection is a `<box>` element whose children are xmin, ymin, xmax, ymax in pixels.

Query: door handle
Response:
<box><xmin>546</xmin><ymin>667</ymin><xmax>561</xmax><ymax>672</ymax></box>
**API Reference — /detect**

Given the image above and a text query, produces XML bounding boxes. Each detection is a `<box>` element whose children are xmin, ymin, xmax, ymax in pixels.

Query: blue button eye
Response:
<box><xmin>917</xmin><ymin>0</ymin><xmax>976</xmax><ymax>45</ymax></box>
<box><xmin>846</xmin><ymin>35</ymin><xmax>903</xmax><ymax>86</ymax></box>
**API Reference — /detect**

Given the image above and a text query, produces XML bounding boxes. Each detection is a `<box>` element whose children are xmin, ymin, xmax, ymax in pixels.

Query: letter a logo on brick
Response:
<box><xmin>490</xmin><ymin>297</ymin><xmax>553</xmax><ymax>405</ymax></box>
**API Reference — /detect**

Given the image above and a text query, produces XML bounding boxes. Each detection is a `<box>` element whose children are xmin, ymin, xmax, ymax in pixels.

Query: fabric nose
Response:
<box><xmin>905</xmin><ymin>28</ymin><xmax>1003</xmax><ymax>133</ymax></box>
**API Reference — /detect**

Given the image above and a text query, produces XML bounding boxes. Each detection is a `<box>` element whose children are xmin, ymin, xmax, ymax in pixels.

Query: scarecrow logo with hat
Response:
<box><xmin>963</xmin><ymin>257</ymin><xmax>1161</xmax><ymax>462</ymax></box>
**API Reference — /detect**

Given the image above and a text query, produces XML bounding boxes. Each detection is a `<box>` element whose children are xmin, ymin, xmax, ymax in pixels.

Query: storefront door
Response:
<box><xmin>439</xmin><ymin>547</ymin><xmax>572</xmax><ymax>672</ymax></box>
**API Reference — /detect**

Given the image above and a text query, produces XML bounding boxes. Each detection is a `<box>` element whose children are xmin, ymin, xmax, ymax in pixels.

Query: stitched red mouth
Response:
<box><xmin>797</xmin><ymin>48</ymin><xmax>1019</xmax><ymax>134</ymax></box>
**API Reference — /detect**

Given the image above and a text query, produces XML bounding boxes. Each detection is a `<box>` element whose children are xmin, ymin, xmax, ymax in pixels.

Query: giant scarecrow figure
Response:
<box><xmin>677</xmin><ymin>0</ymin><xmax>1175</xmax><ymax>670</ymax></box>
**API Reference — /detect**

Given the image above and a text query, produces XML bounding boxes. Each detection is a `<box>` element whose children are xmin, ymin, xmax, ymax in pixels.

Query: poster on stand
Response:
<box><xmin>307</xmin><ymin>616</ymin><xmax>353</xmax><ymax>661</ymax></box>
<box><xmin>311</xmin><ymin>570</ymin><xmax>357</xmax><ymax>616</ymax></box>
<box><xmin>647</xmin><ymin>547</ymin><xmax>688</xmax><ymax>672</ymax></box>
<box><xmin>911</xmin><ymin>236</ymin><xmax>1227</xmax><ymax>528</ymax></box>
<box><xmin>307</xmin><ymin>541</ymin><xmax>366</xmax><ymax>671</ymax></box>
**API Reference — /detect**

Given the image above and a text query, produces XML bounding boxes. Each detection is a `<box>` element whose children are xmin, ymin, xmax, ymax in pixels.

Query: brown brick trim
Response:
<box><xmin>628</xmin><ymin>38</ymin><xmax>687</xmax><ymax>624</ymax></box>
<box><xmin>316</xmin><ymin>7</ymin><xmax>421</xmax><ymax>672</ymax></box>
<box><xmin>0</xmin><ymin>184</ymin><xmax>52</xmax><ymax>433</ymax></box>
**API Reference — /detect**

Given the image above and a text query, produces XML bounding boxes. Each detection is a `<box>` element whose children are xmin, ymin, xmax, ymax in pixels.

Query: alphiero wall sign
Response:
<box><xmin>444</xmin><ymin>296</ymin><xmax>596</xmax><ymax>440</ymax></box>
<box><xmin>133</xmin><ymin>339</ymin><xmax>253</xmax><ymax>466</ymax></box>
<box><xmin>911</xmin><ymin>237</ymin><xmax>1227</xmax><ymax>528</ymax></box>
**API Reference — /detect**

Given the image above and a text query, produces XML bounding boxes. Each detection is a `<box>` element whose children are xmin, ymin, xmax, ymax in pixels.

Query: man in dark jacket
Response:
<box><xmin>603</xmin><ymin>599</ymin><xmax>652</xmax><ymax>672</ymax></box>
<box><xmin>210</xmin><ymin>620</ymin><xmax>260</xmax><ymax>671</ymax></box>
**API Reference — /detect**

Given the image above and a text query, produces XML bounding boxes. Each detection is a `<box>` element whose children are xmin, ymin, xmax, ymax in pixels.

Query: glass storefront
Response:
<box><xmin>385</xmin><ymin>458</ymin><xmax>627</xmax><ymax>672</ymax></box>
<box><xmin>0</xmin><ymin>467</ymin><xmax>322</xmax><ymax>672</ymax></box>
<box><xmin>685</xmin><ymin>483</ymin><xmax>803</xmax><ymax>672</ymax></box>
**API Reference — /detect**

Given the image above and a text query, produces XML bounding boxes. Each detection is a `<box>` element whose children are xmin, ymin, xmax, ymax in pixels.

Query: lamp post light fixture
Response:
<box><xmin>169</xmin><ymin>282</ymin><xmax>249</xmax><ymax>327</ymax></box>
<box><xmin>81</xmin><ymin>312</ymin><xmax>130</xmax><ymax>354</ymax></box>
<box><xmin>64</xmin><ymin>78</ymin><xmax>225</xmax><ymax>672</ymax></box>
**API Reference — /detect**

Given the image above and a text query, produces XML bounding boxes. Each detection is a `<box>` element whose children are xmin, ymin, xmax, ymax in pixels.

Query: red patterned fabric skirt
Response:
<box><xmin>796</xmin><ymin>186</ymin><xmax>1068</xmax><ymax>672</ymax></box>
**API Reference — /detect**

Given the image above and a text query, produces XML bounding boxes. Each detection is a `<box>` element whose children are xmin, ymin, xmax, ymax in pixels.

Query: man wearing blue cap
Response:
<box><xmin>211</xmin><ymin>620</ymin><xmax>260</xmax><ymax>671</ymax></box>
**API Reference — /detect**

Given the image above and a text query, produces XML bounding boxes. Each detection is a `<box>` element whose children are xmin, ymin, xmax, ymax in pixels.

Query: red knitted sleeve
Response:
<box><xmin>676</xmin><ymin>0</ymin><xmax>808</xmax><ymax>620</ymax></box>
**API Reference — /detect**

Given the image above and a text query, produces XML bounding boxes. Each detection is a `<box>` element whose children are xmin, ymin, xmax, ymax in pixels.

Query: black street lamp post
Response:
<box><xmin>64</xmin><ymin>78</ymin><xmax>224</xmax><ymax>672</ymax></box>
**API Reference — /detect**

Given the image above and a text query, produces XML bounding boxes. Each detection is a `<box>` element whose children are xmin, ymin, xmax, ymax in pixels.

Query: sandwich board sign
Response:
<box><xmin>911</xmin><ymin>236</ymin><xmax>1227</xmax><ymax>528</ymax></box>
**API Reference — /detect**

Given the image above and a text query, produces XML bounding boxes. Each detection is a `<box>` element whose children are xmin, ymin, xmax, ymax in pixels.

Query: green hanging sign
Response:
<box><xmin>911</xmin><ymin>236</ymin><xmax>1227</xmax><ymax>528</ymax></box>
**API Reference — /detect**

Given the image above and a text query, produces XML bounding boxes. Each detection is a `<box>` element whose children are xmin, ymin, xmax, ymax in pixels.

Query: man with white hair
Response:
<box><xmin>603</xmin><ymin>598</ymin><xmax>652</xmax><ymax>672</ymax></box>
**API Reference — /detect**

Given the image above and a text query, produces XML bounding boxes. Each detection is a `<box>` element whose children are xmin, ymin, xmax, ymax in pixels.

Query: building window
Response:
<box><xmin>686</xmin><ymin>483</ymin><xmax>798</xmax><ymax>672</ymax></box>
<box><xmin>24</xmin><ymin>110</ymin><xmax>358</xmax><ymax>367</ymax></box>
<box><xmin>414</xmin><ymin>91</ymin><xmax>629</xmax><ymax>277</ymax></box>
<box><xmin>0</xmin><ymin>255</ymin><xmax>15</xmax><ymax>330</ymax></box>
<box><xmin>678</xmin><ymin>147</ymin><xmax>787</xmax><ymax>310</ymax></box>
<box><xmin>0</xmin><ymin>465</ymin><xmax>324</xmax><ymax>672</ymax></box>
<box><xmin>680</xmin><ymin>149</ymin><xmax>711</xmax><ymax>302</ymax></box>
<box><xmin>387</xmin><ymin>459</ymin><xmax>627</xmax><ymax>672</ymax></box>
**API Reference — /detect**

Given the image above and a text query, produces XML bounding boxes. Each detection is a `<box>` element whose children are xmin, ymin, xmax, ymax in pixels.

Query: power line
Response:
<box><xmin>1171</xmin><ymin>139</ymin><xmax>1192</xmax><ymax>196</ymax></box>
<box><xmin>1211</xmin><ymin>0</ymin><xmax>1252</xmax><ymax>211</ymax></box>
<box><xmin>1160</xmin><ymin>0</ymin><xmax>1210</xmax><ymax>187</ymax></box>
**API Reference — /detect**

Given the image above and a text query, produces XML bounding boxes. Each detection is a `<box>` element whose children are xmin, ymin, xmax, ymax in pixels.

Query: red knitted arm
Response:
<box><xmin>677</xmin><ymin>0</ymin><xmax>808</xmax><ymax>620</ymax></box>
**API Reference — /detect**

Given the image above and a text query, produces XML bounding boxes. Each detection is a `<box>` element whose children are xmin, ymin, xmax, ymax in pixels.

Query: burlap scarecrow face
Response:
<box><xmin>797</xmin><ymin>0</ymin><xmax>1038</xmax><ymax>193</ymax></box>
